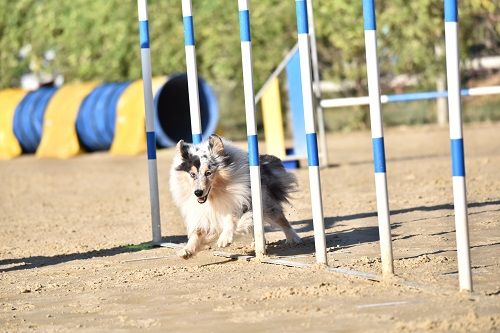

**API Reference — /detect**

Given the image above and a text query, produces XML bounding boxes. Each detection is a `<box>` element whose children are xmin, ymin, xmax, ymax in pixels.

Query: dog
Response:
<box><xmin>169</xmin><ymin>134</ymin><xmax>302</xmax><ymax>259</ymax></box>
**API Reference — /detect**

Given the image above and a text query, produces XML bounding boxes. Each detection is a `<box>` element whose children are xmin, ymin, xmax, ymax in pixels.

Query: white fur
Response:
<box><xmin>170</xmin><ymin>136</ymin><xmax>301</xmax><ymax>259</ymax></box>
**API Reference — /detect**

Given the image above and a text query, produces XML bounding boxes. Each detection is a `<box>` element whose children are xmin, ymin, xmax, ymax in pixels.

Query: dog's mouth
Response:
<box><xmin>197</xmin><ymin>187</ymin><xmax>211</xmax><ymax>204</ymax></box>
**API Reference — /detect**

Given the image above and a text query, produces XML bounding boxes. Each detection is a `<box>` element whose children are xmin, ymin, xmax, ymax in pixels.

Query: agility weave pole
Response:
<box><xmin>362</xmin><ymin>0</ymin><xmax>394</xmax><ymax>276</ymax></box>
<box><xmin>306</xmin><ymin>0</ymin><xmax>328</xmax><ymax>168</ymax></box>
<box><xmin>181</xmin><ymin>0</ymin><xmax>203</xmax><ymax>144</ymax></box>
<box><xmin>237</xmin><ymin>0</ymin><xmax>266</xmax><ymax>257</ymax></box>
<box><xmin>294</xmin><ymin>0</ymin><xmax>328</xmax><ymax>265</ymax></box>
<box><xmin>137</xmin><ymin>0</ymin><xmax>162</xmax><ymax>245</ymax></box>
<box><xmin>444</xmin><ymin>0</ymin><xmax>472</xmax><ymax>292</ymax></box>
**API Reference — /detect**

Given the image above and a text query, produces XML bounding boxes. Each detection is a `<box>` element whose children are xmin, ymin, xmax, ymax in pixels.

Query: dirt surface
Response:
<box><xmin>1</xmin><ymin>123</ymin><xmax>499</xmax><ymax>332</ymax></box>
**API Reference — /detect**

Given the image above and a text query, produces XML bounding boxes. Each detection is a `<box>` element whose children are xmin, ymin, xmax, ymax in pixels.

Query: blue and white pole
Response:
<box><xmin>362</xmin><ymin>0</ymin><xmax>394</xmax><ymax>276</ymax></box>
<box><xmin>295</xmin><ymin>0</ymin><xmax>327</xmax><ymax>265</ymax></box>
<box><xmin>444</xmin><ymin>0</ymin><xmax>472</xmax><ymax>292</ymax></box>
<box><xmin>181</xmin><ymin>0</ymin><xmax>202</xmax><ymax>144</ymax></box>
<box><xmin>137</xmin><ymin>0</ymin><xmax>162</xmax><ymax>244</ymax></box>
<box><xmin>237</xmin><ymin>0</ymin><xmax>266</xmax><ymax>257</ymax></box>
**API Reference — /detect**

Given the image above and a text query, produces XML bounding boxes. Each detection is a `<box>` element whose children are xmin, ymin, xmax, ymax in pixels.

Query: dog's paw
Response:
<box><xmin>217</xmin><ymin>232</ymin><xmax>233</xmax><ymax>248</ymax></box>
<box><xmin>285</xmin><ymin>233</ymin><xmax>302</xmax><ymax>245</ymax></box>
<box><xmin>177</xmin><ymin>247</ymin><xmax>194</xmax><ymax>259</ymax></box>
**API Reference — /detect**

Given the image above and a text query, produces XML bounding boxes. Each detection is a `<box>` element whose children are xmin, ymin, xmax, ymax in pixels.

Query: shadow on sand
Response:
<box><xmin>2</xmin><ymin>200</ymin><xmax>498</xmax><ymax>272</ymax></box>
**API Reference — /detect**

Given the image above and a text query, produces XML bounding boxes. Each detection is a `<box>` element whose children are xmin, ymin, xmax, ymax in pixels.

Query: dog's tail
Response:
<box><xmin>260</xmin><ymin>154</ymin><xmax>298</xmax><ymax>204</ymax></box>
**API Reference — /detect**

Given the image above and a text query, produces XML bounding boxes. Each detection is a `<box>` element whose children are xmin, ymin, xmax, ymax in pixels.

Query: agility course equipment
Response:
<box><xmin>444</xmin><ymin>0</ymin><xmax>472</xmax><ymax>292</ymax></box>
<box><xmin>37</xmin><ymin>82</ymin><xmax>98</xmax><ymax>158</ymax></box>
<box><xmin>0</xmin><ymin>75</ymin><xmax>218</xmax><ymax>159</ymax></box>
<box><xmin>320</xmin><ymin>86</ymin><xmax>500</xmax><ymax>109</ymax></box>
<box><xmin>13</xmin><ymin>87</ymin><xmax>58</xmax><ymax>154</ymax></box>
<box><xmin>238</xmin><ymin>0</ymin><xmax>266</xmax><ymax>257</ymax></box>
<box><xmin>182</xmin><ymin>0</ymin><xmax>203</xmax><ymax>145</ymax></box>
<box><xmin>138</xmin><ymin>0</ymin><xmax>162</xmax><ymax>245</ymax></box>
<box><xmin>362</xmin><ymin>0</ymin><xmax>394</xmax><ymax>276</ymax></box>
<box><xmin>0</xmin><ymin>89</ymin><xmax>27</xmax><ymax>159</ymax></box>
<box><xmin>141</xmin><ymin>0</ymin><xmax>474</xmax><ymax>291</ymax></box>
<box><xmin>295</xmin><ymin>0</ymin><xmax>327</xmax><ymax>264</ymax></box>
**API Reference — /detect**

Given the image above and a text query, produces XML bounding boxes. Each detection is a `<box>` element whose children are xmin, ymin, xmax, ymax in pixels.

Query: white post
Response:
<box><xmin>362</xmin><ymin>0</ymin><xmax>394</xmax><ymax>276</ymax></box>
<box><xmin>444</xmin><ymin>0</ymin><xmax>472</xmax><ymax>292</ymax></box>
<box><xmin>238</xmin><ymin>0</ymin><xmax>266</xmax><ymax>258</ymax></box>
<box><xmin>306</xmin><ymin>0</ymin><xmax>328</xmax><ymax>168</ymax></box>
<box><xmin>181</xmin><ymin>0</ymin><xmax>203</xmax><ymax>144</ymax></box>
<box><xmin>294</xmin><ymin>0</ymin><xmax>327</xmax><ymax>265</ymax></box>
<box><xmin>137</xmin><ymin>0</ymin><xmax>161</xmax><ymax>244</ymax></box>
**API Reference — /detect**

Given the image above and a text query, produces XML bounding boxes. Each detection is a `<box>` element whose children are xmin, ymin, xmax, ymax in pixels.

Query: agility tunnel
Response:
<box><xmin>0</xmin><ymin>74</ymin><xmax>218</xmax><ymax>159</ymax></box>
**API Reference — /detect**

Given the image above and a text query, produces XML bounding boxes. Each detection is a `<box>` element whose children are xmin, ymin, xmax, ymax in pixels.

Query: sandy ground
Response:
<box><xmin>1</xmin><ymin>123</ymin><xmax>499</xmax><ymax>332</ymax></box>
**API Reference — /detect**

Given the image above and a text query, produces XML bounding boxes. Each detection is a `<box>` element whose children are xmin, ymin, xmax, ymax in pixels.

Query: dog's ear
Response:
<box><xmin>208</xmin><ymin>134</ymin><xmax>224</xmax><ymax>155</ymax></box>
<box><xmin>176</xmin><ymin>140</ymin><xmax>190</xmax><ymax>160</ymax></box>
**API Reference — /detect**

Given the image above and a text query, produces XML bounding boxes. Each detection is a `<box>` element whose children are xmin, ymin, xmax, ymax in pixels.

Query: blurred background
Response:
<box><xmin>0</xmin><ymin>0</ymin><xmax>498</xmax><ymax>140</ymax></box>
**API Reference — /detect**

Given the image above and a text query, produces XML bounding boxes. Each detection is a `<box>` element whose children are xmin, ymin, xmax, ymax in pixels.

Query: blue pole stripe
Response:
<box><xmin>445</xmin><ymin>0</ymin><xmax>458</xmax><ymax>22</ymax></box>
<box><xmin>146</xmin><ymin>131</ymin><xmax>156</xmax><ymax>160</ymax></box>
<box><xmin>296</xmin><ymin>0</ymin><xmax>308</xmax><ymax>34</ymax></box>
<box><xmin>239</xmin><ymin>10</ymin><xmax>251</xmax><ymax>42</ymax></box>
<box><xmin>183</xmin><ymin>16</ymin><xmax>195</xmax><ymax>46</ymax></box>
<box><xmin>306</xmin><ymin>133</ymin><xmax>319</xmax><ymax>166</ymax></box>
<box><xmin>247</xmin><ymin>135</ymin><xmax>259</xmax><ymax>166</ymax></box>
<box><xmin>192</xmin><ymin>133</ymin><xmax>202</xmax><ymax>145</ymax></box>
<box><xmin>451</xmin><ymin>138</ymin><xmax>465</xmax><ymax>176</ymax></box>
<box><xmin>363</xmin><ymin>0</ymin><xmax>376</xmax><ymax>30</ymax></box>
<box><xmin>139</xmin><ymin>20</ymin><xmax>150</xmax><ymax>48</ymax></box>
<box><xmin>372</xmin><ymin>137</ymin><xmax>386</xmax><ymax>173</ymax></box>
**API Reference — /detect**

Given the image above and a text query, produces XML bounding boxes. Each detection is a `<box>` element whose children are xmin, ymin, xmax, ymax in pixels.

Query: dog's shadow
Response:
<box><xmin>264</xmin><ymin>218</ymin><xmax>382</xmax><ymax>258</ymax></box>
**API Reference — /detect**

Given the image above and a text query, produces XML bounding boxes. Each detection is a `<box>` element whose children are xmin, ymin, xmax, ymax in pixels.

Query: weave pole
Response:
<box><xmin>137</xmin><ymin>0</ymin><xmax>162</xmax><ymax>244</ymax></box>
<box><xmin>362</xmin><ymin>0</ymin><xmax>394</xmax><ymax>276</ymax></box>
<box><xmin>295</xmin><ymin>0</ymin><xmax>327</xmax><ymax>265</ymax></box>
<box><xmin>181</xmin><ymin>0</ymin><xmax>202</xmax><ymax>144</ymax></box>
<box><xmin>444</xmin><ymin>0</ymin><xmax>472</xmax><ymax>292</ymax></box>
<box><xmin>306</xmin><ymin>0</ymin><xmax>328</xmax><ymax>168</ymax></box>
<box><xmin>237</xmin><ymin>0</ymin><xmax>266</xmax><ymax>257</ymax></box>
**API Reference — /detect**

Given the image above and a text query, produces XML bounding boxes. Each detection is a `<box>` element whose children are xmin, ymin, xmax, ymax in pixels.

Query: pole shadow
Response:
<box><xmin>0</xmin><ymin>235</ymin><xmax>187</xmax><ymax>273</ymax></box>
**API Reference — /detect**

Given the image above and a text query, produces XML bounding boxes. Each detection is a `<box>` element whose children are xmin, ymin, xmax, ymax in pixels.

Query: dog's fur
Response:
<box><xmin>169</xmin><ymin>135</ymin><xmax>302</xmax><ymax>259</ymax></box>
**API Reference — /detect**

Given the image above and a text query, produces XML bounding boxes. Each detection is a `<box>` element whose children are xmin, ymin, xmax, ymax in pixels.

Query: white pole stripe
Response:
<box><xmin>365</xmin><ymin>30</ymin><xmax>383</xmax><ymax>139</ymax></box>
<box><xmin>445</xmin><ymin>23</ymin><xmax>462</xmax><ymax>140</ymax></box>
<box><xmin>238</xmin><ymin>0</ymin><xmax>248</xmax><ymax>11</ymax></box>
<box><xmin>298</xmin><ymin>35</ymin><xmax>316</xmax><ymax>134</ymax></box>
<box><xmin>137</xmin><ymin>0</ymin><xmax>148</xmax><ymax>21</ymax></box>
<box><xmin>185</xmin><ymin>46</ymin><xmax>202</xmax><ymax>136</ymax></box>
<box><xmin>241</xmin><ymin>41</ymin><xmax>257</xmax><ymax>136</ymax></box>
<box><xmin>181</xmin><ymin>0</ymin><xmax>192</xmax><ymax>17</ymax></box>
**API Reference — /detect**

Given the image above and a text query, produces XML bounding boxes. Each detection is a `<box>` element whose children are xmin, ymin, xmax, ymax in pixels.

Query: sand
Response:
<box><xmin>1</xmin><ymin>123</ymin><xmax>499</xmax><ymax>332</ymax></box>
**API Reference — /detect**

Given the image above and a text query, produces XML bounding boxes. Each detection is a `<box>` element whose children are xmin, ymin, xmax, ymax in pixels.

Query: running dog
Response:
<box><xmin>169</xmin><ymin>134</ymin><xmax>302</xmax><ymax>259</ymax></box>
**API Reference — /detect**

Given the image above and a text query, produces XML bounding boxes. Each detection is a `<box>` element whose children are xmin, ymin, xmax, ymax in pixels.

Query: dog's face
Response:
<box><xmin>174</xmin><ymin>135</ymin><xmax>227</xmax><ymax>204</ymax></box>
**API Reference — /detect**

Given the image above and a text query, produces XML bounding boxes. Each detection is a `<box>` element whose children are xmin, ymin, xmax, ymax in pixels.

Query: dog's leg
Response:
<box><xmin>267</xmin><ymin>211</ymin><xmax>302</xmax><ymax>245</ymax></box>
<box><xmin>177</xmin><ymin>229</ymin><xmax>205</xmax><ymax>259</ymax></box>
<box><xmin>217</xmin><ymin>215</ymin><xmax>234</xmax><ymax>248</ymax></box>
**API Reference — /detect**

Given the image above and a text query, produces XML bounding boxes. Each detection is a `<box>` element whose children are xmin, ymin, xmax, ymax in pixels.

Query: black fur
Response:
<box><xmin>175</xmin><ymin>144</ymin><xmax>201</xmax><ymax>172</ymax></box>
<box><xmin>260</xmin><ymin>154</ymin><xmax>297</xmax><ymax>204</ymax></box>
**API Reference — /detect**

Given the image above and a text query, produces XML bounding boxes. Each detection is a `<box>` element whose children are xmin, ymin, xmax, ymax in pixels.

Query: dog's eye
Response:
<box><xmin>205</xmin><ymin>171</ymin><xmax>212</xmax><ymax>177</ymax></box>
<box><xmin>189</xmin><ymin>172</ymin><xmax>196</xmax><ymax>178</ymax></box>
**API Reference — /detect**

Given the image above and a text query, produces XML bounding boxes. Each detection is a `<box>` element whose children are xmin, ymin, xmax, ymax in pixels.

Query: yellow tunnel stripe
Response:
<box><xmin>261</xmin><ymin>78</ymin><xmax>286</xmax><ymax>159</ymax></box>
<box><xmin>0</xmin><ymin>89</ymin><xmax>28</xmax><ymax>160</ymax></box>
<box><xmin>110</xmin><ymin>77</ymin><xmax>167</xmax><ymax>156</ymax></box>
<box><xmin>36</xmin><ymin>82</ymin><xmax>99</xmax><ymax>159</ymax></box>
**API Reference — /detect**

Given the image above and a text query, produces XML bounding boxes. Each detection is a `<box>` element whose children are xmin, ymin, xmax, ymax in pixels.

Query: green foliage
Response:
<box><xmin>0</xmin><ymin>0</ymin><xmax>497</xmax><ymax>136</ymax></box>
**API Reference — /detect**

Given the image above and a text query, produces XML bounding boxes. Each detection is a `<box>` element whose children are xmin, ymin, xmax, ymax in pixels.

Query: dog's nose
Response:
<box><xmin>194</xmin><ymin>190</ymin><xmax>203</xmax><ymax>197</ymax></box>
